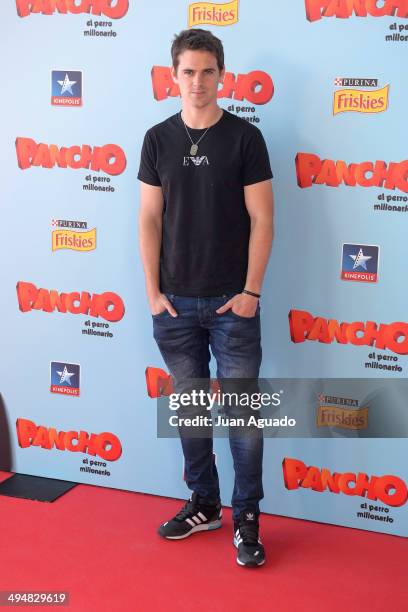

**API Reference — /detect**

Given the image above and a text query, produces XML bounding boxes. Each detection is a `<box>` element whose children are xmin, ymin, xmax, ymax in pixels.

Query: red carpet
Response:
<box><xmin>0</xmin><ymin>471</ymin><xmax>406</xmax><ymax>612</ymax></box>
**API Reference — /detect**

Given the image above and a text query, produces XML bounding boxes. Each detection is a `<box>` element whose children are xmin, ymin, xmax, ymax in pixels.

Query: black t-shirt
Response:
<box><xmin>137</xmin><ymin>109</ymin><xmax>272</xmax><ymax>297</ymax></box>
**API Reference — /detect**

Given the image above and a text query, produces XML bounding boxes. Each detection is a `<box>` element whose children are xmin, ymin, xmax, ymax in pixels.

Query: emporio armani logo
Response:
<box><xmin>183</xmin><ymin>156</ymin><xmax>209</xmax><ymax>166</ymax></box>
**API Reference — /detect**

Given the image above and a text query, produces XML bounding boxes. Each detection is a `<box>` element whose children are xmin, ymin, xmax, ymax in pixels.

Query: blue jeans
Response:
<box><xmin>152</xmin><ymin>293</ymin><xmax>263</xmax><ymax>520</ymax></box>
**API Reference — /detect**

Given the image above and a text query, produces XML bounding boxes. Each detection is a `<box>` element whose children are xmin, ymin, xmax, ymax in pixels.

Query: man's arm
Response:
<box><xmin>216</xmin><ymin>179</ymin><xmax>274</xmax><ymax>317</ymax></box>
<box><xmin>244</xmin><ymin>178</ymin><xmax>274</xmax><ymax>294</ymax></box>
<box><xmin>138</xmin><ymin>182</ymin><xmax>177</xmax><ymax>316</ymax></box>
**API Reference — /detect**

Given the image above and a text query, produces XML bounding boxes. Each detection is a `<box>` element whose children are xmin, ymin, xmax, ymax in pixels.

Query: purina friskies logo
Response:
<box><xmin>333</xmin><ymin>77</ymin><xmax>389</xmax><ymax>116</ymax></box>
<box><xmin>51</xmin><ymin>219</ymin><xmax>96</xmax><ymax>252</ymax></box>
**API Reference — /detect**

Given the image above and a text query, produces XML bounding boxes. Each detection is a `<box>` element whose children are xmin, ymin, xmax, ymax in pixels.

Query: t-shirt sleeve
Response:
<box><xmin>241</xmin><ymin>127</ymin><xmax>273</xmax><ymax>186</ymax></box>
<box><xmin>137</xmin><ymin>129</ymin><xmax>161</xmax><ymax>186</ymax></box>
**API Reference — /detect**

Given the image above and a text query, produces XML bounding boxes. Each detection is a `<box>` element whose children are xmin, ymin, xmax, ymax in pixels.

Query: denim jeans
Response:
<box><xmin>152</xmin><ymin>293</ymin><xmax>264</xmax><ymax>520</ymax></box>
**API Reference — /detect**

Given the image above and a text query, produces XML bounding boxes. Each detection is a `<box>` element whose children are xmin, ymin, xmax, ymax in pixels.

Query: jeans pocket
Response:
<box><xmin>152</xmin><ymin>309</ymin><xmax>169</xmax><ymax>319</ymax></box>
<box><xmin>228</xmin><ymin>301</ymin><xmax>260</xmax><ymax>320</ymax></box>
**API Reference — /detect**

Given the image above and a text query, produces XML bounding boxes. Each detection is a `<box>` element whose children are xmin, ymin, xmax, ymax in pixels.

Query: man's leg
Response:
<box><xmin>208</xmin><ymin>296</ymin><xmax>265</xmax><ymax>565</ymax></box>
<box><xmin>152</xmin><ymin>295</ymin><xmax>220</xmax><ymax>503</ymax></box>
<box><xmin>208</xmin><ymin>296</ymin><xmax>263</xmax><ymax>518</ymax></box>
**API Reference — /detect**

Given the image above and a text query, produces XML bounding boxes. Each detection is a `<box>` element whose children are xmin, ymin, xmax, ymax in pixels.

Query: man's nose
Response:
<box><xmin>193</xmin><ymin>73</ymin><xmax>204</xmax><ymax>88</ymax></box>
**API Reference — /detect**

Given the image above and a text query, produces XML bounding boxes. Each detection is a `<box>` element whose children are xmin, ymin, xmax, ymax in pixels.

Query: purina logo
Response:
<box><xmin>51</xmin><ymin>70</ymin><xmax>82</xmax><ymax>107</ymax></box>
<box><xmin>50</xmin><ymin>361</ymin><xmax>80</xmax><ymax>396</ymax></box>
<box><xmin>333</xmin><ymin>76</ymin><xmax>389</xmax><ymax>115</ymax></box>
<box><xmin>334</xmin><ymin>77</ymin><xmax>378</xmax><ymax>87</ymax></box>
<box><xmin>341</xmin><ymin>243</ymin><xmax>379</xmax><ymax>283</ymax></box>
<box><xmin>317</xmin><ymin>394</ymin><xmax>358</xmax><ymax>408</ymax></box>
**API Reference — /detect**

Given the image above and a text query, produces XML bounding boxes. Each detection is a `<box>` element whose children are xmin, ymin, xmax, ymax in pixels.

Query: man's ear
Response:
<box><xmin>219</xmin><ymin>66</ymin><xmax>226</xmax><ymax>84</ymax></box>
<box><xmin>171</xmin><ymin>66</ymin><xmax>178</xmax><ymax>84</ymax></box>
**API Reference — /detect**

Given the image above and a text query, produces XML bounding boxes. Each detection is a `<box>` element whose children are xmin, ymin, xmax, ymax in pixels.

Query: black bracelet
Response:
<box><xmin>243</xmin><ymin>289</ymin><xmax>261</xmax><ymax>299</ymax></box>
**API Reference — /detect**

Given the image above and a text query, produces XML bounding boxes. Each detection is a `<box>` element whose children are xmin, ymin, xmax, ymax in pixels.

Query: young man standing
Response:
<box><xmin>138</xmin><ymin>29</ymin><xmax>274</xmax><ymax>567</ymax></box>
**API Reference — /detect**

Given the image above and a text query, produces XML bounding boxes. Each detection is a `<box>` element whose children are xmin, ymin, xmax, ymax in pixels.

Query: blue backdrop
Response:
<box><xmin>1</xmin><ymin>0</ymin><xmax>407</xmax><ymax>536</ymax></box>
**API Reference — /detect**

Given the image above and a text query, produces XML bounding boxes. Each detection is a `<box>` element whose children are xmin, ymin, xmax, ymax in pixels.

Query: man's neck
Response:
<box><xmin>181</xmin><ymin>104</ymin><xmax>223</xmax><ymax>129</ymax></box>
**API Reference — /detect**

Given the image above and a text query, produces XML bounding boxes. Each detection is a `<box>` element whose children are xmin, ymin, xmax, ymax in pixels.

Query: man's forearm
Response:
<box><xmin>245</xmin><ymin>218</ymin><xmax>274</xmax><ymax>294</ymax></box>
<box><xmin>139</xmin><ymin>217</ymin><xmax>162</xmax><ymax>296</ymax></box>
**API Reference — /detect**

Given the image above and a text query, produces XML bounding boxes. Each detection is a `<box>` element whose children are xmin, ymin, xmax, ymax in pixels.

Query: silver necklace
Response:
<box><xmin>181</xmin><ymin>113</ymin><xmax>212</xmax><ymax>156</ymax></box>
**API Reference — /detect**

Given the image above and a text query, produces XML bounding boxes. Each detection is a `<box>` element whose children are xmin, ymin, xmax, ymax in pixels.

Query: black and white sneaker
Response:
<box><xmin>233</xmin><ymin>510</ymin><xmax>265</xmax><ymax>567</ymax></box>
<box><xmin>158</xmin><ymin>492</ymin><xmax>222</xmax><ymax>540</ymax></box>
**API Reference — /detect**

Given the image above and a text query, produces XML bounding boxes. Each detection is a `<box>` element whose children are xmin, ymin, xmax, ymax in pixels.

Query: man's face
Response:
<box><xmin>172</xmin><ymin>49</ymin><xmax>225</xmax><ymax>109</ymax></box>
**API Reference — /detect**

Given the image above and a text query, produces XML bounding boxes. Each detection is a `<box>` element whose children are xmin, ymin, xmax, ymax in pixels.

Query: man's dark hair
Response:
<box><xmin>171</xmin><ymin>29</ymin><xmax>224</xmax><ymax>72</ymax></box>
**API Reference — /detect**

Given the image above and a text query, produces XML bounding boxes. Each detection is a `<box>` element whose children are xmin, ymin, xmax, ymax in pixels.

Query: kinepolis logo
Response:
<box><xmin>51</xmin><ymin>70</ymin><xmax>83</xmax><ymax>106</ymax></box>
<box><xmin>288</xmin><ymin>309</ymin><xmax>408</xmax><ymax>356</ymax></box>
<box><xmin>282</xmin><ymin>457</ymin><xmax>407</xmax><ymax>508</ymax></box>
<box><xmin>50</xmin><ymin>361</ymin><xmax>81</xmax><ymax>396</ymax></box>
<box><xmin>341</xmin><ymin>243</ymin><xmax>379</xmax><ymax>283</ymax></box>
<box><xmin>188</xmin><ymin>0</ymin><xmax>239</xmax><ymax>27</ymax></box>
<box><xmin>151</xmin><ymin>66</ymin><xmax>274</xmax><ymax>124</ymax></box>
<box><xmin>304</xmin><ymin>0</ymin><xmax>408</xmax><ymax>22</ymax></box>
<box><xmin>333</xmin><ymin>77</ymin><xmax>389</xmax><ymax>116</ymax></box>
<box><xmin>295</xmin><ymin>153</ymin><xmax>408</xmax><ymax>193</ymax></box>
<box><xmin>16</xmin><ymin>281</ymin><xmax>125</xmax><ymax>322</ymax></box>
<box><xmin>16</xmin><ymin>418</ymin><xmax>122</xmax><ymax>462</ymax></box>
<box><xmin>16</xmin><ymin>0</ymin><xmax>129</xmax><ymax>18</ymax></box>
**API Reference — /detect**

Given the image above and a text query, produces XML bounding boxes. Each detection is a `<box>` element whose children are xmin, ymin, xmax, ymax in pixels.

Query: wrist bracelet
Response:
<box><xmin>243</xmin><ymin>289</ymin><xmax>261</xmax><ymax>299</ymax></box>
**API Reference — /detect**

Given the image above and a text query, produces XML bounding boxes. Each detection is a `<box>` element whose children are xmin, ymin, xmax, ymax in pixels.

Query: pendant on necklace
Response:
<box><xmin>190</xmin><ymin>144</ymin><xmax>198</xmax><ymax>155</ymax></box>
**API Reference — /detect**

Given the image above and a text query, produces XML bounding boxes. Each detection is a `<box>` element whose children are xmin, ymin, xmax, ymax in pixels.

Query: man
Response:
<box><xmin>138</xmin><ymin>28</ymin><xmax>274</xmax><ymax>567</ymax></box>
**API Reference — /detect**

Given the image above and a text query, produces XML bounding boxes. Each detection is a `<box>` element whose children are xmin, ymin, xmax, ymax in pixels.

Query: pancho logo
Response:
<box><xmin>151</xmin><ymin>67</ymin><xmax>274</xmax><ymax>105</ymax></box>
<box><xmin>288</xmin><ymin>309</ymin><xmax>408</xmax><ymax>355</ymax></box>
<box><xmin>282</xmin><ymin>457</ymin><xmax>407</xmax><ymax>507</ymax></box>
<box><xmin>305</xmin><ymin>0</ymin><xmax>408</xmax><ymax>22</ymax></box>
<box><xmin>188</xmin><ymin>0</ymin><xmax>239</xmax><ymax>27</ymax></box>
<box><xmin>16</xmin><ymin>418</ymin><xmax>122</xmax><ymax>461</ymax></box>
<box><xmin>295</xmin><ymin>153</ymin><xmax>408</xmax><ymax>193</ymax></box>
<box><xmin>16</xmin><ymin>138</ymin><xmax>126</xmax><ymax>176</ymax></box>
<box><xmin>16</xmin><ymin>281</ymin><xmax>125</xmax><ymax>322</ymax></box>
<box><xmin>16</xmin><ymin>0</ymin><xmax>129</xmax><ymax>18</ymax></box>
